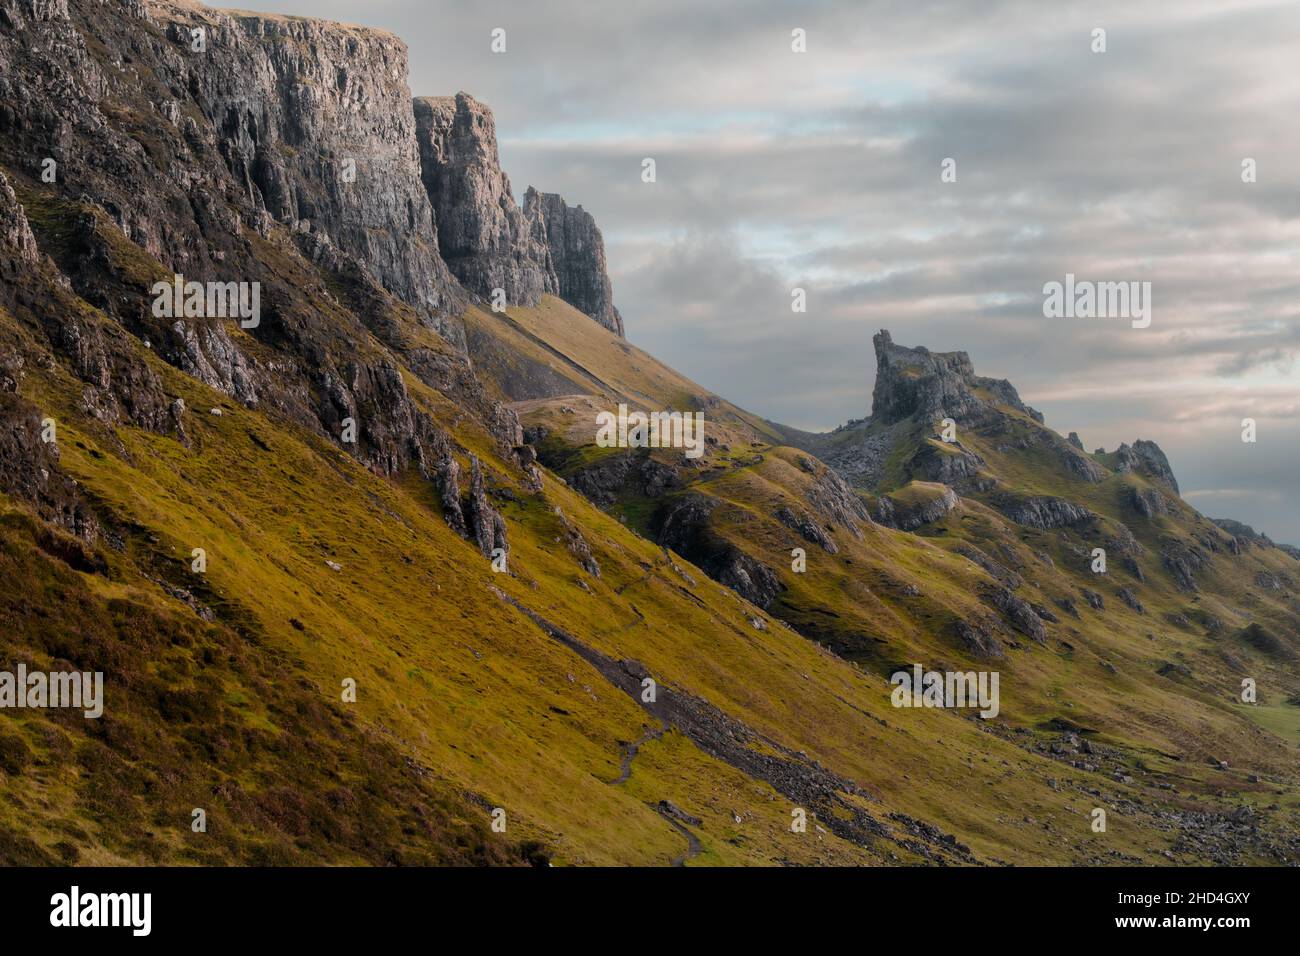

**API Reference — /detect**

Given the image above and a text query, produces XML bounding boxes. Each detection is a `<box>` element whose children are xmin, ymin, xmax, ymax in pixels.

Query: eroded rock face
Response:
<box><xmin>414</xmin><ymin>94</ymin><xmax>556</xmax><ymax>308</ymax></box>
<box><xmin>803</xmin><ymin>460</ymin><xmax>870</xmax><ymax>535</ymax></box>
<box><xmin>656</xmin><ymin>493</ymin><xmax>781</xmax><ymax>609</ymax></box>
<box><xmin>911</xmin><ymin>441</ymin><xmax>987</xmax><ymax>490</ymax></box>
<box><xmin>527</xmin><ymin>188</ymin><xmax>624</xmax><ymax>336</ymax></box>
<box><xmin>0</xmin><ymin>171</ymin><xmax>38</xmax><ymax>266</ymax></box>
<box><xmin>565</xmin><ymin>451</ymin><xmax>681</xmax><ymax>507</ymax></box>
<box><xmin>411</xmin><ymin>94</ymin><xmax>625</xmax><ymax>336</ymax></box>
<box><xmin>870</xmin><ymin>330</ymin><xmax>1041</xmax><ymax>426</ymax></box>
<box><xmin>1130</xmin><ymin>485</ymin><xmax>1168</xmax><ymax>519</ymax></box>
<box><xmin>1114</xmin><ymin>440</ymin><xmax>1180</xmax><ymax>495</ymax></box>
<box><xmin>466</xmin><ymin>455</ymin><xmax>508</xmax><ymax>558</ymax></box>
<box><xmin>983</xmin><ymin>585</ymin><xmax>1047</xmax><ymax>644</ymax></box>
<box><xmin>947</xmin><ymin>617</ymin><xmax>1005</xmax><ymax>660</ymax></box>
<box><xmin>991</xmin><ymin>493</ymin><xmax>1094</xmax><ymax>531</ymax></box>
<box><xmin>876</xmin><ymin>485</ymin><xmax>959</xmax><ymax>532</ymax></box>
<box><xmin>774</xmin><ymin>505</ymin><xmax>838</xmax><ymax>553</ymax></box>
<box><xmin>1161</xmin><ymin>537</ymin><xmax>1208</xmax><ymax>591</ymax></box>
<box><xmin>161</xmin><ymin>7</ymin><xmax>460</xmax><ymax>332</ymax></box>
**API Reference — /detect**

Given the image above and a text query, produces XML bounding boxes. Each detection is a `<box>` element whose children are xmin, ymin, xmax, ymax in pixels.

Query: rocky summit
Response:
<box><xmin>0</xmin><ymin>0</ymin><xmax>1297</xmax><ymax>871</ymax></box>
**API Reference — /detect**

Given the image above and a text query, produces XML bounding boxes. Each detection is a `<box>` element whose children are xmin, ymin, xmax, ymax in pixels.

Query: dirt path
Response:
<box><xmin>656</xmin><ymin>806</ymin><xmax>703</xmax><ymax>866</ymax></box>
<box><xmin>610</xmin><ymin>723</ymin><xmax>667</xmax><ymax>785</ymax></box>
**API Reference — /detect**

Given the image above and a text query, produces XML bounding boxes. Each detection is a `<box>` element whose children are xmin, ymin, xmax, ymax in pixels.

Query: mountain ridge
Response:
<box><xmin>1</xmin><ymin>0</ymin><xmax>1297</xmax><ymax>868</ymax></box>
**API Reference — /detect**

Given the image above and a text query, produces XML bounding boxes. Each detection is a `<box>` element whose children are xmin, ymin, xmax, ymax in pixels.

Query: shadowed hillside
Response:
<box><xmin>1</xmin><ymin>0</ymin><xmax>1297</xmax><ymax>868</ymax></box>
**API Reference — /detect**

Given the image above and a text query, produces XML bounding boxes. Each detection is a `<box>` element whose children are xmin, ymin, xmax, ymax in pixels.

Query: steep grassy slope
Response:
<box><xmin>1</xmin><ymin>0</ymin><xmax>1296</xmax><ymax>869</ymax></box>
<box><xmin>10</xmin><ymin>205</ymin><xmax>1292</xmax><ymax>863</ymax></box>
<box><xmin>474</xmin><ymin>300</ymin><xmax>1300</xmax><ymax>866</ymax></box>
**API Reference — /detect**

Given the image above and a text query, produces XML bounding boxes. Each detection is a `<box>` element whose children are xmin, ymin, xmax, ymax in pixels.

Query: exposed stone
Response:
<box><xmin>556</xmin><ymin>508</ymin><xmax>600</xmax><ymax>577</ymax></box>
<box><xmin>656</xmin><ymin>494</ymin><xmax>781</xmax><ymax>609</ymax></box>
<box><xmin>803</xmin><ymin>460</ymin><xmax>870</xmax><ymax>535</ymax></box>
<box><xmin>1161</xmin><ymin>538</ymin><xmax>1207</xmax><ymax>591</ymax></box>
<box><xmin>946</xmin><ymin>617</ymin><xmax>1004</xmax><ymax>660</ymax></box>
<box><xmin>413</xmin><ymin>93</ymin><xmax>556</xmax><ymax>308</ymax></box>
<box><xmin>1114</xmin><ymin>440</ymin><xmax>1180</xmax><ymax>496</ymax></box>
<box><xmin>991</xmin><ymin>493</ymin><xmax>1094</xmax><ymax>531</ymax></box>
<box><xmin>0</xmin><ymin>170</ymin><xmax>38</xmax><ymax>265</ymax></box>
<box><xmin>1117</xmin><ymin>587</ymin><xmax>1145</xmax><ymax>614</ymax></box>
<box><xmin>466</xmin><ymin>455</ymin><xmax>507</xmax><ymax>558</ymax></box>
<box><xmin>1130</xmin><ymin>485</ymin><xmax>1168</xmax><ymax>519</ymax></box>
<box><xmin>774</xmin><ymin>504</ymin><xmax>838</xmax><ymax>553</ymax></box>
<box><xmin>527</xmin><ymin>188</ymin><xmax>624</xmax><ymax>336</ymax></box>
<box><xmin>870</xmin><ymin>329</ymin><xmax>1042</xmax><ymax>426</ymax></box>
<box><xmin>876</xmin><ymin>484</ymin><xmax>959</xmax><ymax>532</ymax></box>
<box><xmin>982</xmin><ymin>585</ymin><xmax>1047</xmax><ymax>644</ymax></box>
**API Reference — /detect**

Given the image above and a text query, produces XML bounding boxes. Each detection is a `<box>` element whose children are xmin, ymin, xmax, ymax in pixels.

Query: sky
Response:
<box><xmin>251</xmin><ymin>0</ymin><xmax>1300</xmax><ymax>543</ymax></box>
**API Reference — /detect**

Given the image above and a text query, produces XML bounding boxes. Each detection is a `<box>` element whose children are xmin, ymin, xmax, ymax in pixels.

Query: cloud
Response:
<box><xmin>249</xmin><ymin>0</ymin><xmax>1300</xmax><ymax>540</ymax></box>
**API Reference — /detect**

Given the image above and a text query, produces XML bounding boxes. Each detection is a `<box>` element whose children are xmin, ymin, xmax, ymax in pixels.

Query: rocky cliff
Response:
<box><xmin>527</xmin><ymin>188</ymin><xmax>624</xmax><ymax>336</ymax></box>
<box><xmin>413</xmin><ymin>92</ymin><xmax>624</xmax><ymax>336</ymax></box>
<box><xmin>414</xmin><ymin>93</ymin><xmax>556</xmax><ymax>310</ymax></box>
<box><xmin>870</xmin><ymin>329</ymin><xmax>1040</xmax><ymax>426</ymax></box>
<box><xmin>0</xmin><ymin>0</ymin><xmax>622</xmax><ymax>353</ymax></box>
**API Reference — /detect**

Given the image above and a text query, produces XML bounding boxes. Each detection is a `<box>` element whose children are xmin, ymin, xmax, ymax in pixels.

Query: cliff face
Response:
<box><xmin>0</xmin><ymin>0</ymin><xmax>622</xmax><ymax>350</ymax></box>
<box><xmin>161</xmin><ymin>6</ymin><xmax>461</xmax><ymax>330</ymax></box>
<box><xmin>0</xmin><ymin>0</ymin><xmax>463</xmax><ymax>339</ymax></box>
<box><xmin>413</xmin><ymin>93</ymin><xmax>624</xmax><ymax>337</ymax></box>
<box><xmin>870</xmin><ymin>330</ymin><xmax>1039</xmax><ymax>426</ymax></box>
<box><xmin>527</xmin><ymin>188</ymin><xmax>624</xmax><ymax>337</ymax></box>
<box><xmin>413</xmin><ymin>93</ymin><xmax>556</xmax><ymax>309</ymax></box>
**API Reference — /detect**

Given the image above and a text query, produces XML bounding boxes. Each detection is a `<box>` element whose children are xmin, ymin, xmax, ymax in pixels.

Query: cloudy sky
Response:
<box><xmin>255</xmin><ymin>0</ymin><xmax>1300</xmax><ymax>543</ymax></box>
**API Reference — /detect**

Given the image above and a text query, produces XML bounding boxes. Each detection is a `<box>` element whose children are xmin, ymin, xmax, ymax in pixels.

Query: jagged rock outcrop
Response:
<box><xmin>172</xmin><ymin>320</ymin><xmax>259</xmax><ymax>407</ymax></box>
<box><xmin>982</xmin><ymin>585</ymin><xmax>1047</xmax><ymax>644</ymax></box>
<box><xmin>1161</xmin><ymin>537</ymin><xmax>1207</xmax><ymax>591</ymax></box>
<box><xmin>946</xmin><ymin>617</ymin><xmax>1005</xmax><ymax>660</ymax></box>
<box><xmin>466</xmin><ymin>455</ymin><xmax>508</xmax><ymax>558</ymax></box>
<box><xmin>1117</xmin><ymin>587</ymin><xmax>1145</xmax><ymax>613</ymax></box>
<box><xmin>991</xmin><ymin>493</ymin><xmax>1094</xmax><ymax>531</ymax></box>
<box><xmin>803</xmin><ymin>460</ymin><xmax>870</xmax><ymax>535</ymax></box>
<box><xmin>910</xmin><ymin>440</ymin><xmax>988</xmax><ymax>489</ymax></box>
<box><xmin>656</xmin><ymin>494</ymin><xmax>781</xmax><ymax>608</ymax></box>
<box><xmin>432</xmin><ymin>447</ymin><xmax>467</xmax><ymax>537</ymax></box>
<box><xmin>563</xmin><ymin>450</ymin><xmax>682</xmax><ymax>506</ymax></box>
<box><xmin>1058</xmin><ymin>444</ymin><xmax>1107</xmax><ymax>482</ymax></box>
<box><xmin>555</xmin><ymin>508</ymin><xmax>600</xmax><ymax>577</ymax></box>
<box><xmin>875</xmin><ymin>484</ymin><xmax>959</xmax><ymax>532</ymax></box>
<box><xmin>414</xmin><ymin>94</ymin><xmax>556</xmax><ymax>308</ymax></box>
<box><xmin>870</xmin><ymin>330</ymin><xmax>1041</xmax><ymax>426</ymax></box>
<box><xmin>1067</xmin><ymin>431</ymin><xmax>1084</xmax><ymax>451</ymax></box>
<box><xmin>1211</xmin><ymin>518</ymin><xmax>1285</xmax><ymax>555</ymax></box>
<box><xmin>715</xmin><ymin>551</ymin><xmax>782</xmax><ymax>609</ymax></box>
<box><xmin>527</xmin><ymin>188</ymin><xmax>624</xmax><ymax>336</ymax></box>
<box><xmin>410</xmin><ymin>95</ymin><xmax>623</xmax><ymax>335</ymax></box>
<box><xmin>1129</xmin><ymin>485</ymin><xmax>1168</xmax><ymax>519</ymax></box>
<box><xmin>0</xmin><ymin>387</ymin><xmax>101</xmax><ymax>545</ymax></box>
<box><xmin>774</xmin><ymin>505</ymin><xmax>838</xmax><ymax>553</ymax></box>
<box><xmin>0</xmin><ymin>170</ymin><xmax>38</xmax><ymax>266</ymax></box>
<box><xmin>1114</xmin><ymin>440</ymin><xmax>1180</xmax><ymax>495</ymax></box>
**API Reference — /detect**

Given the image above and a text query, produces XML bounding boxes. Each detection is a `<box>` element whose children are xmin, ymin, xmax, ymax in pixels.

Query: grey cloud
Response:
<box><xmin>248</xmin><ymin>0</ymin><xmax>1300</xmax><ymax>540</ymax></box>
